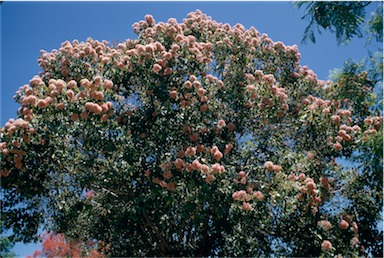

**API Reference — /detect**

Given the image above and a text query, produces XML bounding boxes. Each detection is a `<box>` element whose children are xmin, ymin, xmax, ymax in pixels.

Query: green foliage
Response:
<box><xmin>296</xmin><ymin>1</ymin><xmax>373</xmax><ymax>45</ymax></box>
<box><xmin>366</xmin><ymin>4</ymin><xmax>383</xmax><ymax>43</ymax></box>
<box><xmin>0</xmin><ymin>221</ymin><xmax>15</xmax><ymax>258</ymax></box>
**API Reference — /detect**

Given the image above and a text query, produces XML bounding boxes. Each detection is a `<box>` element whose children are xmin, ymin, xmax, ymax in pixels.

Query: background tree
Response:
<box><xmin>0</xmin><ymin>220</ymin><xmax>15</xmax><ymax>258</ymax></box>
<box><xmin>295</xmin><ymin>1</ymin><xmax>379</xmax><ymax>45</ymax></box>
<box><xmin>1</xmin><ymin>10</ymin><xmax>382</xmax><ymax>256</ymax></box>
<box><xmin>296</xmin><ymin>2</ymin><xmax>383</xmax><ymax>255</ymax></box>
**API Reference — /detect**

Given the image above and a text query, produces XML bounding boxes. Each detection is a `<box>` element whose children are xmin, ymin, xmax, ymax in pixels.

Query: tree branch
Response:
<box><xmin>143</xmin><ymin>211</ymin><xmax>171</xmax><ymax>255</ymax></box>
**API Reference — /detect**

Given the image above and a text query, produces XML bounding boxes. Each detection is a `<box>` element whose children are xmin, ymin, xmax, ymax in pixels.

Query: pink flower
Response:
<box><xmin>322</xmin><ymin>108</ymin><xmax>330</xmax><ymax>114</ymax></box>
<box><xmin>153</xmin><ymin>64</ymin><xmax>162</xmax><ymax>73</ymax></box>
<box><xmin>145</xmin><ymin>14</ymin><xmax>155</xmax><ymax>26</ymax></box>
<box><xmin>101</xmin><ymin>114</ymin><xmax>108</xmax><ymax>122</ymax></box>
<box><xmin>238</xmin><ymin>171</ymin><xmax>246</xmax><ymax>178</ymax></box>
<box><xmin>352</xmin><ymin>125</ymin><xmax>361</xmax><ymax>132</ymax></box>
<box><xmin>351</xmin><ymin>237</ymin><xmax>359</xmax><ymax>247</ymax></box>
<box><xmin>253</xmin><ymin>191</ymin><xmax>264</xmax><ymax>201</ymax></box>
<box><xmin>241</xmin><ymin>202</ymin><xmax>253</xmax><ymax>211</ymax></box>
<box><xmin>102</xmin><ymin>57</ymin><xmax>110</xmax><ymax>64</ymax></box>
<box><xmin>166</xmin><ymin>182</ymin><xmax>176</xmax><ymax>191</ymax></box>
<box><xmin>213</xmin><ymin>150</ymin><xmax>223</xmax><ymax>160</ymax></box>
<box><xmin>205</xmin><ymin>174</ymin><xmax>215</xmax><ymax>183</ymax></box>
<box><xmin>163</xmin><ymin>52</ymin><xmax>172</xmax><ymax>60</ymax></box>
<box><xmin>339</xmin><ymin>219</ymin><xmax>349</xmax><ymax>230</ymax></box>
<box><xmin>171</xmin><ymin>44</ymin><xmax>180</xmax><ymax>52</ymax></box>
<box><xmin>106</xmin><ymin>101</ymin><xmax>113</xmax><ymax>109</ymax></box>
<box><xmin>191</xmin><ymin>159</ymin><xmax>201</xmax><ymax>170</ymax></box>
<box><xmin>333</xmin><ymin>142</ymin><xmax>342</xmax><ymax>151</ymax></box>
<box><xmin>200</xmin><ymin>104</ymin><xmax>208</xmax><ymax>112</ymax></box>
<box><xmin>321</xmin><ymin>240</ymin><xmax>332</xmax><ymax>251</ymax></box>
<box><xmin>152</xmin><ymin>177</ymin><xmax>161</xmax><ymax>184</ymax></box>
<box><xmin>184</xmin><ymin>81</ymin><xmax>192</xmax><ymax>89</ymax></box>
<box><xmin>66</xmin><ymin>90</ymin><xmax>75</xmax><ymax>99</ymax></box>
<box><xmin>298</xmin><ymin>173</ymin><xmax>306</xmax><ymax>181</ymax></box>
<box><xmin>57</xmin><ymin>103</ymin><xmax>65</xmax><ymax>110</ymax></box>
<box><xmin>174</xmin><ymin>158</ymin><xmax>184</xmax><ymax>169</ymax></box>
<box><xmin>91</xmin><ymin>91</ymin><xmax>104</xmax><ymax>100</ymax></box>
<box><xmin>196</xmin><ymin>144</ymin><xmax>205</xmax><ymax>153</ymax></box>
<box><xmin>288</xmin><ymin>174</ymin><xmax>296</xmax><ymax>181</ymax></box>
<box><xmin>224</xmin><ymin>143</ymin><xmax>233</xmax><ymax>154</ymax></box>
<box><xmin>306</xmin><ymin>181</ymin><xmax>316</xmax><ymax>192</ymax></box>
<box><xmin>1</xmin><ymin>168</ymin><xmax>10</xmax><ymax>177</ymax></box>
<box><xmin>210</xmin><ymin>163</ymin><xmax>220</xmax><ymax>174</ymax></box>
<box><xmin>200</xmin><ymin>164</ymin><xmax>210</xmax><ymax>174</ymax></box>
<box><xmin>272</xmin><ymin>164</ymin><xmax>281</xmax><ymax>172</ymax></box>
<box><xmin>163</xmin><ymin>171</ymin><xmax>173</xmax><ymax>179</ymax></box>
<box><xmin>145</xmin><ymin>45</ymin><xmax>154</xmax><ymax>53</ymax></box>
<box><xmin>228</xmin><ymin>123</ymin><xmax>235</xmax><ymax>131</ymax></box>
<box><xmin>232</xmin><ymin>190</ymin><xmax>247</xmax><ymax>201</ymax></box>
<box><xmin>200</xmin><ymin>96</ymin><xmax>208</xmax><ymax>103</ymax></box>
<box><xmin>351</xmin><ymin>222</ymin><xmax>358</xmax><ymax>233</ymax></box>
<box><xmin>185</xmin><ymin>146</ymin><xmax>196</xmax><ymax>157</ymax></box>
<box><xmin>197</xmin><ymin>87</ymin><xmax>206</xmax><ymax>96</ymax></box>
<box><xmin>71</xmin><ymin>114</ymin><xmax>79</xmax><ymax>121</ymax></box>
<box><xmin>217</xmin><ymin>80</ymin><xmax>224</xmax><ymax>88</ymax></box>
<box><xmin>331</xmin><ymin>115</ymin><xmax>341</xmax><ymax>124</ymax></box>
<box><xmin>189</xmin><ymin>133</ymin><xmax>199</xmax><ymax>142</ymax></box>
<box><xmin>93</xmin><ymin>75</ymin><xmax>103</xmax><ymax>85</ymax></box>
<box><xmin>264</xmin><ymin>161</ymin><xmax>274</xmax><ymax>172</ymax></box>
<box><xmin>52</xmin><ymin>81</ymin><xmax>63</xmax><ymax>92</ymax></box>
<box><xmin>37</xmin><ymin>99</ymin><xmax>49</xmax><ymax>108</ymax></box>
<box><xmin>159</xmin><ymin>180</ymin><xmax>167</xmax><ymax>188</ymax></box>
<box><xmin>84</xmin><ymin>190</ymin><xmax>95</xmax><ymax>199</ymax></box>
<box><xmin>299</xmin><ymin>186</ymin><xmax>307</xmax><ymax>194</ymax></box>
<box><xmin>80</xmin><ymin>79</ymin><xmax>91</xmax><ymax>88</ymax></box>
<box><xmin>169</xmin><ymin>90</ymin><xmax>178</xmax><ymax>99</ymax></box>
<box><xmin>317</xmin><ymin>220</ymin><xmax>332</xmax><ymax>230</ymax></box>
<box><xmin>29</xmin><ymin>76</ymin><xmax>43</xmax><ymax>86</ymax></box>
<box><xmin>364</xmin><ymin>117</ymin><xmax>372</xmax><ymax>125</ymax></box>
<box><xmin>80</xmin><ymin>111</ymin><xmax>89</xmax><ymax>119</ymax></box>
<box><xmin>85</xmin><ymin>102</ymin><xmax>103</xmax><ymax>115</ymax></box>
<box><xmin>193</xmin><ymin>81</ymin><xmax>201</xmax><ymax>88</ymax></box>
<box><xmin>217</xmin><ymin>119</ymin><xmax>226</xmax><ymax>129</ymax></box>
<box><xmin>246</xmin><ymin>84</ymin><xmax>255</xmax><ymax>92</ymax></box>
<box><xmin>104</xmin><ymin>79</ymin><xmax>113</xmax><ymax>89</ymax></box>
<box><xmin>101</xmin><ymin>103</ymin><xmax>109</xmax><ymax>113</ymax></box>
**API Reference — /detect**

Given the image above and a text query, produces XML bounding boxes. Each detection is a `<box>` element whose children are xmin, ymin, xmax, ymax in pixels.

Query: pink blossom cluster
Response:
<box><xmin>302</xmin><ymin>95</ymin><xmax>333</xmax><ymax>112</ymax></box>
<box><xmin>263</xmin><ymin>161</ymin><xmax>281</xmax><ymax>173</ymax></box>
<box><xmin>152</xmin><ymin>176</ymin><xmax>176</xmax><ymax>191</ymax></box>
<box><xmin>317</xmin><ymin>220</ymin><xmax>332</xmax><ymax>230</ymax></box>
<box><xmin>294</xmin><ymin>174</ymin><xmax>325</xmax><ymax>214</ymax></box>
<box><xmin>328</xmin><ymin>122</ymin><xmax>363</xmax><ymax>152</ymax></box>
<box><xmin>0</xmin><ymin>117</ymin><xmax>36</xmax><ymax>176</ymax></box>
<box><xmin>232</xmin><ymin>187</ymin><xmax>264</xmax><ymax>212</ymax></box>
<box><xmin>210</xmin><ymin>146</ymin><xmax>223</xmax><ymax>161</ymax></box>
<box><xmin>15</xmin><ymin>75</ymin><xmax>116</xmax><ymax>125</ymax></box>
<box><xmin>244</xmin><ymin>73</ymin><xmax>289</xmax><ymax>115</ymax></box>
<box><xmin>133</xmin><ymin>14</ymin><xmax>213</xmax><ymax>65</ymax></box>
<box><xmin>321</xmin><ymin>240</ymin><xmax>333</xmax><ymax>251</ymax></box>
<box><xmin>299</xmin><ymin>65</ymin><xmax>318</xmax><ymax>84</ymax></box>
<box><xmin>363</xmin><ymin>116</ymin><xmax>383</xmax><ymax>135</ymax></box>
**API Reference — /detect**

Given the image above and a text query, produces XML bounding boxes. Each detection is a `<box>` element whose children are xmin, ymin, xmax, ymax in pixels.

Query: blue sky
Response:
<box><xmin>0</xmin><ymin>1</ymin><xmax>380</xmax><ymax>256</ymax></box>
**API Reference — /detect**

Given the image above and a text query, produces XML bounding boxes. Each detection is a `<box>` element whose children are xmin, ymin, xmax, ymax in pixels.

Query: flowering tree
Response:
<box><xmin>1</xmin><ymin>10</ymin><xmax>382</xmax><ymax>257</ymax></box>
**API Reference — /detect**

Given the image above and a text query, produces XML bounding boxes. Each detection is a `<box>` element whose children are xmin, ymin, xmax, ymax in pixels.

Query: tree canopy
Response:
<box><xmin>1</xmin><ymin>10</ymin><xmax>382</xmax><ymax>257</ymax></box>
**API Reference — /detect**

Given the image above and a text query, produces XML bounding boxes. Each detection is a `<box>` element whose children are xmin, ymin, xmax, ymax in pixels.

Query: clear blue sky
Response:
<box><xmin>0</xmin><ymin>1</ymin><xmax>380</xmax><ymax>256</ymax></box>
